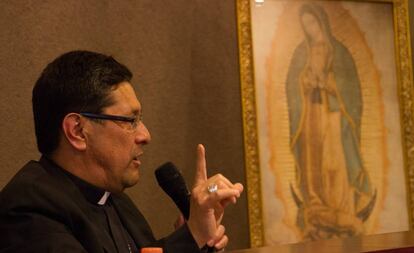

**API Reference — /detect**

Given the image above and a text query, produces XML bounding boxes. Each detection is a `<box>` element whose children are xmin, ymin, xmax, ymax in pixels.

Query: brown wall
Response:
<box><xmin>0</xmin><ymin>0</ymin><xmax>249</xmax><ymax>250</ymax></box>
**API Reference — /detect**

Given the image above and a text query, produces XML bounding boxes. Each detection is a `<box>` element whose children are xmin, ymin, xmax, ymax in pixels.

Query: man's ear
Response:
<box><xmin>62</xmin><ymin>113</ymin><xmax>87</xmax><ymax>151</ymax></box>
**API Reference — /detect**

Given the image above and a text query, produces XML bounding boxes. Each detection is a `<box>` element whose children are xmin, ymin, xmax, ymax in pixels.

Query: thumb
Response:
<box><xmin>194</xmin><ymin>144</ymin><xmax>207</xmax><ymax>186</ymax></box>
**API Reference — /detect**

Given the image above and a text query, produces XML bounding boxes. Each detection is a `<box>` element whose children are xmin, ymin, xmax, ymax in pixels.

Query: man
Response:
<box><xmin>0</xmin><ymin>51</ymin><xmax>243</xmax><ymax>252</ymax></box>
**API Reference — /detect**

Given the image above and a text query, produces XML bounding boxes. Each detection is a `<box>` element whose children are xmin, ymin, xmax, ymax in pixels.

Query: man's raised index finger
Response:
<box><xmin>194</xmin><ymin>144</ymin><xmax>208</xmax><ymax>185</ymax></box>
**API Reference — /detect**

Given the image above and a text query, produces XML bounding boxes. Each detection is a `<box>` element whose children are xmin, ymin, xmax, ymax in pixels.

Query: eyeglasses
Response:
<box><xmin>80</xmin><ymin>112</ymin><xmax>143</xmax><ymax>132</ymax></box>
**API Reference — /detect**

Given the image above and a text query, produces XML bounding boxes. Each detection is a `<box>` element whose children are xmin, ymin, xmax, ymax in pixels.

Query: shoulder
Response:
<box><xmin>0</xmin><ymin>160</ymin><xmax>85</xmax><ymax>217</ymax></box>
<box><xmin>1</xmin><ymin>160</ymin><xmax>52</xmax><ymax>201</ymax></box>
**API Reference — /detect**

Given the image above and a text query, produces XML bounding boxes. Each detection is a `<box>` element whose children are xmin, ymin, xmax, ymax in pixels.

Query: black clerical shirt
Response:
<box><xmin>0</xmin><ymin>155</ymin><xmax>202</xmax><ymax>253</ymax></box>
<box><xmin>41</xmin><ymin>157</ymin><xmax>139</xmax><ymax>253</ymax></box>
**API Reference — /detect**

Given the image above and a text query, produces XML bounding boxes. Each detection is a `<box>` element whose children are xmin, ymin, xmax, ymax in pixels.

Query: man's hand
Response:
<box><xmin>175</xmin><ymin>214</ymin><xmax>228</xmax><ymax>250</ymax></box>
<box><xmin>174</xmin><ymin>214</ymin><xmax>228</xmax><ymax>250</ymax></box>
<box><xmin>207</xmin><ymin>224</ymin><xmax>228</xmax><ymax>250</ymax></box>
<box><xmin>187</xmin><ymin>144</ymin><xmax>244</xmax><ymax>248</ymax></box>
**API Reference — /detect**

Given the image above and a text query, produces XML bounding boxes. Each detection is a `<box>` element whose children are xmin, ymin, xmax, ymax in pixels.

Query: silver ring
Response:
<box><xmin>207</xmin><ymin>184</ymin><xmax>218</xmax><ymax>193</ymax></box>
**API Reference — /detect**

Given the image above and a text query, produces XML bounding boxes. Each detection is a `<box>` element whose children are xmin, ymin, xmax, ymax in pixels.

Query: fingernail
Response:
<box><xmin>207</xmin><ymin>240</ymin><xmax>214</xmax><ymax>246</ymax></box>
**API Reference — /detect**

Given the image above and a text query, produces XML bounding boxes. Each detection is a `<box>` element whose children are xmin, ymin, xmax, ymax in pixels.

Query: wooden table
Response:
<box><xmin>228</xmin><ymin>231</ymin><xmax>414</xmax><ymax>253</ymax></box>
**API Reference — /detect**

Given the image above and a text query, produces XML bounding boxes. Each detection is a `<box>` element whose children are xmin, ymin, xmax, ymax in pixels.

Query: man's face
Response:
<box><xmin>85</xmin><ymin>82</ymin><xmax>151</xmax><ymax>192</ymax></box>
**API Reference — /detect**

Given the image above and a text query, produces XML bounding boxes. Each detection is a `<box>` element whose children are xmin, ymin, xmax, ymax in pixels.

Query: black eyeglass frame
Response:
<box><xmin>80</xmin><ymin>112</ymin><xmax>136</xmax><ymax>123</ymax></box>
<box><xmin>79</xmin><ymin>112</ymin><xmax>142</xmax><ymax>131</ymax></box>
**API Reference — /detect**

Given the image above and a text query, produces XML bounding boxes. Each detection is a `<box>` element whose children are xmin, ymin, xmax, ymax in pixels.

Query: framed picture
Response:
<box><xmin>237</xmin><ymin>0</ymin><xmax>414</xmax><ymax>247</ymax></box>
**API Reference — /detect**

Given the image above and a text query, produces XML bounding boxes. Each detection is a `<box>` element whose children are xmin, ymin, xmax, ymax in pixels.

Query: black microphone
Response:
<box><xmin>155</xmin><ymin>162</ymin><xmax>191</xmax><ymax>220</ymax></box>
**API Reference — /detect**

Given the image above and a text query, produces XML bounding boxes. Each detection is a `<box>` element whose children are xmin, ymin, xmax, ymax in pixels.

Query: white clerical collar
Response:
<box><xmin>97</xmin><ymin>191</ymin><xmax>111</xmax><ymax>205</ymax></box>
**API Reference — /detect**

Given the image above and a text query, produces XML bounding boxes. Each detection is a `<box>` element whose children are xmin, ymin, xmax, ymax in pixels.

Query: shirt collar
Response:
<box><xmin>97</xmin><ymin>191</ymin><xmax>111</xmax><ymax>205</ymax></box>
<box><xmin>40</xmin><ymin>156</ymin><xmax>111</xmax><ymax>205</ymax></box>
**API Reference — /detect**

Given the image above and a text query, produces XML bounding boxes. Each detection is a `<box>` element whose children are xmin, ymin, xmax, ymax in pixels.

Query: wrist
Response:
<box><xmin>187</xmin><ymin>219</ymin><xmax>207</xmax><ymax>248</ymax></box>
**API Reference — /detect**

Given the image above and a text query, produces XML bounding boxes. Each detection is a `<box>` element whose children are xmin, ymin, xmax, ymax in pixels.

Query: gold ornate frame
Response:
<box><xmin>236</xmin><ymin>0</ymin><xmax>413</xmax><ymax>248</ymax></box>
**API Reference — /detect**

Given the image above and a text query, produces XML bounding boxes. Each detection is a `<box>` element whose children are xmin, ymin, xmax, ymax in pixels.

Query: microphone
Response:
<box><xmin>155</xmin><ymin>162</ymin><xmax>191</xmax><ymax>220</ymax></box>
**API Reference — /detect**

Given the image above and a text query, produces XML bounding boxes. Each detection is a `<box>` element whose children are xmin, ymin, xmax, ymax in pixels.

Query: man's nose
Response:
<box><xmin>135</xmin><ymin>122</ymin><xmax>151</xmax><ymax>145</ymax></box>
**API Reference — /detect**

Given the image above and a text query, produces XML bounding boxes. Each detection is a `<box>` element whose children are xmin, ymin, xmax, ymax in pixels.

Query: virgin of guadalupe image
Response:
<box><xmin>285</xmin><ymin>3</ymin><xmax>377</xmax><ymax>240</ymax></box>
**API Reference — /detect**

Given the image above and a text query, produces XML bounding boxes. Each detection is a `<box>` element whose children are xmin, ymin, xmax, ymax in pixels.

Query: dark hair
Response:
<box><xmin>32</xmin><ymin>50</ymin><xmax>133</xmax><ymax>155</ymax></box>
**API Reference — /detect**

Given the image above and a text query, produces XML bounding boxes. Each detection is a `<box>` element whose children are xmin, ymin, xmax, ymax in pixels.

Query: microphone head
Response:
<box><xmin>155</xmin><ymin>162</ymin><xmax>191</xmax><ymax>219</ymax></box>
<box><xmin>155</xmin><ymin>162</ymin><xmax>182</xmax><ymax>184</ymax></box>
